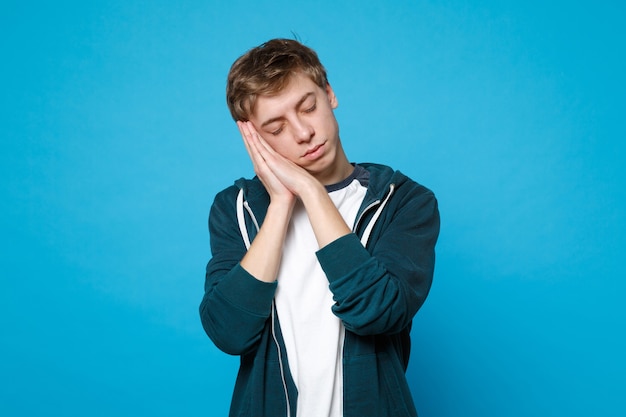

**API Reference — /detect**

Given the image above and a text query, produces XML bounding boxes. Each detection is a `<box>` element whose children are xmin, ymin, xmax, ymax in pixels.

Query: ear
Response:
<box><xmin>325</xmin><ymin>83</ymin><xmax>338</xmax><ymax>109</ymax></box>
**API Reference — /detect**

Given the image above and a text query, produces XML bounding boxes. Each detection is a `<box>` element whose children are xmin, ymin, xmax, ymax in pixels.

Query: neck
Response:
<box><xmin>314</xmin><ymin>146</ymin><xmax>353</xmax><ymax>186</ymax></box>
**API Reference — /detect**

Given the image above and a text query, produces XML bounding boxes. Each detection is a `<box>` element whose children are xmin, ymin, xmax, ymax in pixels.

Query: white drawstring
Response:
<box><xmin>236</xmin><ymin>189</ymin><xmax>251</xmax><ymax>249</ymax></box>
<box><xmin>360</xmin><ymin>184</ymin><xmax>395</xmax><ymax>247</ymax></box>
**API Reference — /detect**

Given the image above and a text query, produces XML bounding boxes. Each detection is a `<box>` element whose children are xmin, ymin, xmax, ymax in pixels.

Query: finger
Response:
<box><xmin>244</xmin><ymin>122</ymin><xmax>278</xmax><ymax>169</ymax></box>
<box><xmin>244</xmin><ymin>122</ymin><xmax>288</xmax><ymax>170</ymax></box>
<box><xmin>237</xmin><ymin>121</ymin><xmax>251</xmax><ymax>154</ymax></box>
<box><xmin>238</xmin><ymin>121</ymin><xmax>254</xmax><ymax>151</ymax></box>
<box><xmin>241</xmin><ymin>122</ymin><xmax>264</xmax><ymax>154</ymax></box>
<box><xmin>238</xmin><ymin>121</ymin><xmax>265</xmax><ymax>168</ymax></box>
<box><xmin>245</xmin><ymin>123</ymin><xmax>277</xmax><ymax>157</ymax></box>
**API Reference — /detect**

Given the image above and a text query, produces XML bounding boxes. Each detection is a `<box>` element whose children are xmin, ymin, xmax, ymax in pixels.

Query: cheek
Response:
<box><xmin>262</xmin><ymin>137</ymin><xmax>293</xmax><ymax>158</ymax></box>
<box><xmin>317</xmin><ymin>104</ymin><xmax>338</xmax><ymax>122</ymax></box>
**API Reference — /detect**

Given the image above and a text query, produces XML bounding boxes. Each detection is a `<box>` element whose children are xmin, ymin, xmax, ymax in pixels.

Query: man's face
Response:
<box><xmin>249</xmin><ymin>72</ymin><xmax>350</xmax><ymax>184</ymax></box>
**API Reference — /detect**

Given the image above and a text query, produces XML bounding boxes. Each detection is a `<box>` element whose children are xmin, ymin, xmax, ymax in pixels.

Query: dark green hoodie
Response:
<box><xmin>200</xmin><ymin>163</ymin><xmax>440</xmax><ymax>417</ymax></box>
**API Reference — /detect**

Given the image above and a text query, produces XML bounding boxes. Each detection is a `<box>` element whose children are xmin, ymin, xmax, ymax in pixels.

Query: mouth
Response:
<box><xmin>302</xmin><ymin>142</ymin><xmax>325</xmax><ymax>158</ymax></box>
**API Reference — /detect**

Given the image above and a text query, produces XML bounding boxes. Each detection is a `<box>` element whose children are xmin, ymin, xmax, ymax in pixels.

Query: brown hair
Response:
<box><xmin>226</xmin><ymin>38</ymin><xmax>329</xmax><ymax>121</ymax></box>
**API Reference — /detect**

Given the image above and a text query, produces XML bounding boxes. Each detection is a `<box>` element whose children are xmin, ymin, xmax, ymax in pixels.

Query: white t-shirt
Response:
<box><xmin>275</xmin><ymin>169</ymin><xmax>368</xmax><ymax>417</ymax></box>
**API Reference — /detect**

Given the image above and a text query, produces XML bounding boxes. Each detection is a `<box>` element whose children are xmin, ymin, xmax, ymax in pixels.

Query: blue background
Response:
<box><xmin>1</xmin><ymin>1</ymin><xmax>624</xmax><ymax>416</ymax></box>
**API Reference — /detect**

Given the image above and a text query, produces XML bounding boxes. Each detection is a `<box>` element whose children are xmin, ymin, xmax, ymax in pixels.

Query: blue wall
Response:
<box><xmin>1</xmin><ymin>1</ymin><xmax>624</xmax><ymax>416</ymax></box>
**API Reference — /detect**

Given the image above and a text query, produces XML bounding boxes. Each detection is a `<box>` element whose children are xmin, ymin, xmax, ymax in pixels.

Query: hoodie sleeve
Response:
<box><xmin>199</xmin><ymin>187</ymin><xmax>277</xmax><ymax>355</ymax></box>
<box><xmin>316</xmin><ymin>181</ymin><xmax>440</xmax><ymax>336</ymax></box>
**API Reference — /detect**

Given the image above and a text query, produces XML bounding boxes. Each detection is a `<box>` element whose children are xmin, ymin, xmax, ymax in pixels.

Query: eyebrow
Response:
<box><xmin>260</xmin><ymin>92</ymin><xmax>315</xmax><ymax>128</ymax></box>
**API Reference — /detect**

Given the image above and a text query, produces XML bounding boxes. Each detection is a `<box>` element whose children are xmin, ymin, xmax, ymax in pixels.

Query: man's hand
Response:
<box><xmin>238</xmin><ymin>121</ymin><xmax>316</xmax><ymax>199</ymax></box>
<box><xmin>238</xmin><ymin>121</ymin><xmax>297</xmax><ymax>207</ymax></box>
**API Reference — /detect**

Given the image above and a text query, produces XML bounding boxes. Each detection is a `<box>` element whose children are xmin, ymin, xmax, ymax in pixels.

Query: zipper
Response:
<box><xmin>271</xmin><ymin>302</ymin><xmax>292</xmax><ymax>417</ymax></box>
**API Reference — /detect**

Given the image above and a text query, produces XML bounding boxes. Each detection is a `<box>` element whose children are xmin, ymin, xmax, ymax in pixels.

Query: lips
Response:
<box><xmin>303</xmin><ymin>142</ymin><xmax>325</xmax><ymax>159</ymax></box>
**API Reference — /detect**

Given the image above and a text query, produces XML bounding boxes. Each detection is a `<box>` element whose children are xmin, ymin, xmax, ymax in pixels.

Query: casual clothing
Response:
<box><xmin>276</xmin><ymin>168</ymin><xmax>368</xmax><ymax>417</ymax></box>
<box><xmin>200</xmin><ymin>163</ymin><xmax>440</xmax><ymax>417</ymax></box>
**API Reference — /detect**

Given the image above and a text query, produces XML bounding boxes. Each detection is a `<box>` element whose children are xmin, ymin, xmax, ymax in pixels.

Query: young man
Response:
<box><xmin>200</xmin><ymin>39</ymin><xmax>440</xmax><ymax>417</ymax></box>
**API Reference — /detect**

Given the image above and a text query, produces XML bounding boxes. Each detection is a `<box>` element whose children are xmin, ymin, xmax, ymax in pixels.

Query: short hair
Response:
<box><xmin>226</xmin><ymin>38</ymin><xmax>329</xmax><ymax>121</ymax></box>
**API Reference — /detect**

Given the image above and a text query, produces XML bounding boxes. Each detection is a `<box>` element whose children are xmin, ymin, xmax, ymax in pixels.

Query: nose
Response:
<box><xmin>292</xmin><ymin>117</ymin><xmax>314</xmax><ymax>143</ymax></box>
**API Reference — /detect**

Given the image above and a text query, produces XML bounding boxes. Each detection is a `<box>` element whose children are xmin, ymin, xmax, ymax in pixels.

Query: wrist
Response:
<box><xmin>267</xmin><ymin>196</ymin><xmax>295</xmax><ymax>216</ymax></box>
<box><xmin>295</xmin><ymin>175</ymin><xmax>325</xmax><ymax>201</ymax></box>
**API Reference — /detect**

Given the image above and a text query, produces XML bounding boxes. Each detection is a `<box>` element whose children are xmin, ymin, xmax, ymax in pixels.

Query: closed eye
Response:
<box><xmin>303</xmin><ymin>104</ymin><xmax>316</xmax><ymax>113</ymax></box>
